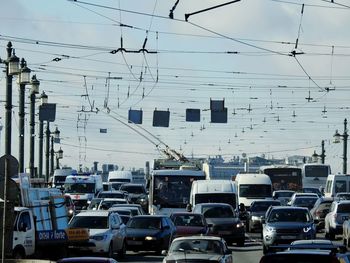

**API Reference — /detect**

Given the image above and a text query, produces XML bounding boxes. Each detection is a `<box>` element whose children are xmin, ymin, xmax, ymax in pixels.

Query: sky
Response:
<box><xmin>0</xmin><ymin>0</ymin><xmax>350</xmax><ymax>173</ymax></box>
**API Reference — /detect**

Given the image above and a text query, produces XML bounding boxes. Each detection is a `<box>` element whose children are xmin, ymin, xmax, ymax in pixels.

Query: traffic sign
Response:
<box><xmin>0</xmin><ymin>178</ymin><xmax>19</xmax><ymax>202</ymax></box>
<box><xmin>0</xmin><ymin>154</ymin><xmax>19</xmax><ymax>178</ymax></box>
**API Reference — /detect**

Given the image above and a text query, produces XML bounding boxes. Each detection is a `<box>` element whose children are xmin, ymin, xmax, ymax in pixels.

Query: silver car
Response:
<box><xmin>325</xmin><ymin>200</ymin><xmax>350</xmax><ymax>240</ymax></box>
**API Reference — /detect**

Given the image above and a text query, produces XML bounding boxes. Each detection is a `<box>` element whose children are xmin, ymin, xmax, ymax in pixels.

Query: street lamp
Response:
<box><xmin>312</xmin><ymin>140</ymin><xmax>326</xmax><ymax>164</ymax></box>
<box><xmin>38</xmin><ymin>91</ymin><xmax>48</xmax><ymax>178</ymax></box>
<box><xmin>46</xmin><ymin>126</ymin><xmax>60</xmax><ymax>179</ymax></box>
<box><xmin>18</xmin><ymin>58</ymin><xmax>31</xmax><ymax>173</ymax></box>
<box><xmin>55</xmin><ymin>148</ymin><xmax>63</xmax><ymax>169</ymax></box>
<box><xmin>333</xmin><ymin>118</ymin><xmax>348</xmax><ymax>174</ymax></box>
<box><xmin>29</xmin><ymin>75</ymin><xmax>40</xmax><ymax>178</ymax></box>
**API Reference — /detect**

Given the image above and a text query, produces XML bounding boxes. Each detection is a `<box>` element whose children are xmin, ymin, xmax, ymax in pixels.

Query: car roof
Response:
<box><xmin>131</xmin><ymin>215</ymin><xmax>167</xmax><ymax>219</ymax></box>
<box><xmin>270</xmin><ymin>206</ymin><xmax>309</xmax><ymax>211</ymax></box>
<box><xmin>195</xmin><ymin>202</ymin><xmax>233</xmax><ymax>207</ymax></box>
<box><xmin>99</xmin><ymin>190</ymin><xmax>125</xmax><ymax>194</ymax></box>
<box><xmin>76</xmin><ymin>210</ymin><xmax>110</xmax><ymax>217</ymax></box>
<box><xmin>172</xmin><ymin>235</ymin><xmax>223</xmax><ymax>242</ymax></box>
<box><xmin>58</xmin><ymin>257</ymin><xmax>117</xmax><ymax>263</ymax></box>
<box><xmin>120</xmin><ymin>183</ymin><xmax>144</xmax><ymax>187</ymax></box>
<box><xmin>273</xmin><ymin>190</ymin><xmax>295</xmax><ymax>193</ymax></box>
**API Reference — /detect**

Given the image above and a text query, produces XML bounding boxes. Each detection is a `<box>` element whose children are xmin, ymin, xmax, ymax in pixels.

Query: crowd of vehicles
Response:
<box><xmin>10</xmin><ymin>158</ymin><xmax>350</xmax><ymax>262</ymax></box>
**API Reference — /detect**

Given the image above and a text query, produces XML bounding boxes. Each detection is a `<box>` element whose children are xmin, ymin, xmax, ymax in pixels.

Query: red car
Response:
<box><xmin>170</xmin><ymin>212</ymin><xmax>209</xmax><ymax>237</ymax></box>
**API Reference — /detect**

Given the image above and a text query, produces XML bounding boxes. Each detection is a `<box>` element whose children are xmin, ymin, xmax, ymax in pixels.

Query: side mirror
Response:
<box><xmin>161</xmin><ymin>250</ymin><xmax>167</xmax><ymax>256</ymax></box>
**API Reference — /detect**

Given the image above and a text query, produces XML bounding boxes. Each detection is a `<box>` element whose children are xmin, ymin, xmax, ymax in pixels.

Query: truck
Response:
<box><xmin>2</xmin><ymin>174</ymin><xmax>88</xmax><ymax>259</ymax></box>
<box><xmin>64</xmin><ymin>173</ymin><xmax>103</xmax><ymax>211</ymax></box>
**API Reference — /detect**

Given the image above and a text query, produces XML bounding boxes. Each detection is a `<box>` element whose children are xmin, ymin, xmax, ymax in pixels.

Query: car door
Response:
<box><xmin>111</xmin><ymin>214</ymin><xmax>124</xmax><ymax>251</ymax></box>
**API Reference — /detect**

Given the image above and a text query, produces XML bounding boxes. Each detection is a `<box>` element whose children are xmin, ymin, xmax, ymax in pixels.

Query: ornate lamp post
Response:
<box><xmin>312</xmin><ymin>140</ymin><xmax>326</xmax><ymax>164</ymax></box>
<box><xmin>55</xmin><ymin>148</ymin><xmax>63</xmax><ymax>169</ymax></box>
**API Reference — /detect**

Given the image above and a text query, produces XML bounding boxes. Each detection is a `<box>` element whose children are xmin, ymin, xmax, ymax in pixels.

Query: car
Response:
<box><xmin>192</xmin><ymin>203</ymin><xmax>245</xmax><ymax>246</ymax></box>
<box><xmin>110</xmin><ymin>204</ymin><xmax>146</xmax><ymax>216</ymax></box>
<box><xmin>289</xmin><ymin>196</ymin><xmax>319</xmax><ymax>210</ymax></box>
<box><xmin>259</xmin><ymin>249</ymin><xmax>343</xmax><ymax>263</ymax></box>
<box><xmin>325</xmin><ymin>200</ymin><xmax>350</xmax><ymax>240</ymax></box>
<box><xmin>162</xmin><ymin>235</ymin><xmax>232</xmax><ymax>263</ymax></box>
<box><xmin>287</xmin><ymin>192</ymin><xmax>319</xmax><ymax>206</ymax></box>
<box><xmin>272</xmin><ymin>190</ymin><xmax>295</xmax><ymax>206</ymax></box>
<box><xmin>119</xmin><ymin>183</ymin><xmax>148</xmax><ymax>213</ymax></box>
<box><xmin>97</xmin><ymin>191</ymin><xmax>128</xmax><ymax>200</ymax></box>
<box><xmin>262</xmin><ymin>206</ymin><xmax>316</xmax><ymax>254</ymax></box>
<box><xmin>246</xmin><ymin>200</ymin><xmax>281</xmax><ymax>233</ymax></box>
<box><xmin>302</xmin><ymin>187</ymin><xmax>323</xmax><ymax>197</ymax></box>
<box><xmin>125</xmin><ymin>215</ymin><xmax>176</xmax><ymax>254</ymax></box>
<box><xmin>170</xmin><ymin>212</ymin><xmax>209</xmax><ymax>237</ymax></box>
<box><xmin>68</xmin><ymin>210</ymin><xmax>126</xmax><ymax>258</ymax></box>
<box><xmin>98</xmin><ymin>198</ymin><xmax>129</xmax><ymax>210</ymax></box>
<box><xmin>336</xmin><ymin>192</ymin><xmax>350</xmax><ymax>200</ymax></box>
<box><xmin>310</xmin><ymin>197</ymin><xmax>334</xmax><ymax>230</ymax></box>
<box><xmin>57</xmin><ymin>257</ymin><xmax>118</xmax><ymax>263</ymax></box>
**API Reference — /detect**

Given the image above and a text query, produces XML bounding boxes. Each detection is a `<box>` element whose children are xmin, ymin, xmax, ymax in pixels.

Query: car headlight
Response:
<box><xmin>265</xmin><ymin>226</ymin><xmax>276</xmax><ymax>232</ymax></box>
<box><xmin>303</xmin><ymin>226</ymin><xmax>312</xmax><ymax>233</ymax></box>
<box><xmin>251</xmin><ymin>216</ymin><xmax>260</xmax><ymax>221</ymax></box>
<box><xmin>145</xmin><ymin>236</ymin><xmax>157</xmax><ymax>241</ymax></box>
<box><xmin>91</xmin><ymin>234</ymin><xmax>107</xmax><ymax>241</ymax></box>
<box><xmin>68</xmin><ymin>209</ymin><xmax>74</xmax><ymax>215</ymax></box>
<box><xmin>236</xmin><ymin>222</ymin><xmax>244</xmax><ymax>228</ymax></box>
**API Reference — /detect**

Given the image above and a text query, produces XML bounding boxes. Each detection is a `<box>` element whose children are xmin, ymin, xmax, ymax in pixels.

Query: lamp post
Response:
<box><xmin>334</xmin><ymin>118</ymin><xmax>348</xmax><ymax>174</ymax></box>
<box><xmin>46</xmin><ymin>126</ymin><xmax>60</xmax><ymax>181</ymax></box>
<box><xmin>18</xmin><ymin>58</ymin><xmax>31</xmax><ymax>173</ymax></box>
<box><xmin>1</xmin><ymin>42</ymin><xmax>20</xmax><ymax>155</ymax></box>
<box><xmin>55</xmin><ymin>148</ymin><xmax>63</xmax><ymax>169</ymax></box>
<box><xmin>38</xmin><ymin>91</ymin><xmax>48</xmax><ymax>178</ymax></box>
<box><xmin>312</xmin><ymin>140</ymin><xmax>326</xmax><ymax>164</ymax></box>
<box><xmin>29</xmin><ymin>75</ymin><xmax>40</xmax><ymax>178</ymax></box>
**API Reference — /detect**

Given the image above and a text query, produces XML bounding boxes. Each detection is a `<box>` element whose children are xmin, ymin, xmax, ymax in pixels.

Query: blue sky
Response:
<box><xmin>1</xmin><ymin>0</ymin><xmax>350</xmax><ymax>172</ymax></box>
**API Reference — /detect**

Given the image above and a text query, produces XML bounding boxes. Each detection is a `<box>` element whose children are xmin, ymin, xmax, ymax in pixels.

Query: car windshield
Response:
<box><xmin>293</xmin><ymin>197</ymin><xmax>318</xmax><ymax>208</ymax></box>
<box><xmin>268</xmin><ymin>209</ymin><xmax>310</xmax><ymax>223</ymax></box>
<box><xmin>120</xmin><ymin>185</ymin><xmax>145</xmax><ymax>194</ymax></box>
<box><xmin>239</xmin><ymin>184</ymin><xmax>272</xmax><ymax>198</ymax></box>
<box><xmin>251</xmin><ymin>202</ymin><xmax>280</xmax><ymax>212</ymax></box>
<box><xmin>337</xmin><ymin>203</ymin><xmax>350</xmax><ymax>213</ymax></box>
<box><xmin>64</xmin><ymin>183</ymin><xmax>95</xmax><ymax>194</ymax></box>
<box><xmin>170</xmin><ymin>239</ymin><xmax>223</xmax><ymax>254</ymax></box>
<box><xmin>127</xmin><ymin>217</ymin><xmax>161</xmax><ymax>229</ymax></box>
<box><xmin>171</xmin><ymin>214</ymin><xmax>205</xmax><ymax>227</ymax></box>
<box><xmin>98</xmin><ymin>192</ymin><xmax>125</xmax><ymax>199</ymax></box>
<box><xmin>195</xmin><ymin>193</ymin><xmax>237</xmax><ymax>210</ymax></box>
<box><xmin>202</xmin><ymin>206</ymin><xmax>233</xmax><ymax>218</ymax></box>
<box><xmin>69</xmin><ymin>216</ymin><xmax>108</xmax><ymax>229</ymax></box>
<box><xmin>274</xmin><ymin>192</ymin><xmax>294</xmax><ymax>198</ymax></box>
<box><xmin>99</xmin><ymin>200</ymin><xmax>127</xmax><ymax>210</ymax></box>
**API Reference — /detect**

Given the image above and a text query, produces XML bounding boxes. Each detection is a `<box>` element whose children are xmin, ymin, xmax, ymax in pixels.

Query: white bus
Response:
<box><xmin>302</xmin><ymin>163</ymin><xmax>331</xmax><ymax>189</ymax></box>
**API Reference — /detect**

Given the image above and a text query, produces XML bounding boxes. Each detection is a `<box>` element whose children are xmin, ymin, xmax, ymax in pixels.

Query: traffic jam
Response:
<box><xmin>4</xmin><ymin>162</ymin><xmax>350</xmax><ymax>263</ymax></box>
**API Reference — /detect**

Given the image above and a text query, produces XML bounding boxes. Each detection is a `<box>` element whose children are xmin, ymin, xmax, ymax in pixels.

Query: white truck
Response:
<box><xmin>2</xmin><ymin>174</ymin><xmax>88</xmax><ymax>259</ymax></box>
<box><xmin>234</xmin><ymin>173</ymin><xmax>273</xmax><ymax>209</ymax></box>
<box><xmin>64</xmin><ymin>173</ymin><xmax>103</xmax><ymax>211</ymax></box>
<box><xmin>108</xmin><ymin>170</ymin><xmax>133</xmax><ymax>183</ymax></box>
<box><xmin>189</xmin><ymin>179</ymin><xmax>238</xmax><ymax>211</ymax></box>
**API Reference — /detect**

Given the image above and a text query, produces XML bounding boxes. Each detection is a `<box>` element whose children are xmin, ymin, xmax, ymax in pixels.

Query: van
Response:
<box><xmin>189</xmin><ymin>180</ymin><xmax>238</xmax><ymax>211</ymax></box>
<box><xmin>324</xmin><ymin>174</ymin><xmax>350</xmax><ymax>198</ymax></box>
<box><xmin>234</xmin><ymin>173</ymin><xmax>273</xmax><ymax>209</ymax></box>
<box><xmin>108</xmin><ymin>171</ymin><xmax>133</xmax><ymax>183</ymax></box>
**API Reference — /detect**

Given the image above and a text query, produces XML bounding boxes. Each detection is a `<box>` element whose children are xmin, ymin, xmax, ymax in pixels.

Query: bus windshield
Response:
<box><xmin>304</xmin><ymin>165</ymin><xmax>329</xmax><ymax>178</ymax></box>
<box><xmin>153</xmin><ymin>176</ymin><xmax>197</xmax><ymax>208</ymax></box>
<box><xmin>263</xmin><ymin>167</ymin><xmax>302</xmax><ymax>191</ymax></box>
<box><xmin>239</xmin><ymin>184</ymin><xmax>272</xmax><ymax>198</ymax></box>
<box><xmin>64</xmin><ymin>183</ymin><xmax>95</xmax><ymax>194</ymax></box>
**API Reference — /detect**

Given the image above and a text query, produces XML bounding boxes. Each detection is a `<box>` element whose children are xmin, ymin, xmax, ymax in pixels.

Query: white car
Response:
<box><xmin>68</xmin><ymin>210</ymin><xmax>126</xmax><ymax>258</ymax></box>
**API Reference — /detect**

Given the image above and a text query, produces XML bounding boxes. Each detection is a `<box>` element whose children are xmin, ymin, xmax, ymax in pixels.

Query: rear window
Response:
<box><xmin>274</xmin><ymin>192</ymin><xmax>294</xmax><ymax>198</ymax></box>
<box><xmin>251</xmin><ymin>202</ymin><xmax>280</xmax><ymax>212</ymax></box>
<box><xmin>202</xmin><ymin>206</ymin><xmax>234</xmax><ymax>218</ymax></box>
<box><xmin>337</xmin><ymin>203</ymin><xmax>350</xmax><ymax>213</ymax></box>
<box><xmin>69</xmin><ymin>216</ymin><xmax>108</xmax><ymax>229</ymax></box>
<box><xmin>127</xmin><ymin>217</ymin><xmax>161</xmax><ymax>229</ymax></box>
<box><xmin>261</xmin><ymin>253</ymin><xmax>338</xmax><ymax>263</ymax></box>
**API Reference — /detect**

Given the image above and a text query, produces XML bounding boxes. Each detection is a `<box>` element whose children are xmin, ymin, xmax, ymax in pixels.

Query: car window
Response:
<box><xmin>268</xmin><ymin>209</ymin><xmax>310</xmax><ymax>223</ymax></box>
<box><xmin>337</xmin><ymin>203</ymin><xmax>350</xmax><ymax>213</ymax></box>
<box><xmin>127</xmin><ymin>218</ymin><xmax>161</xmax><ymax>229</ymax></box>
<box><xmin>335</xmin><ymin>181</ymin><xmax>347</xmax><ymax>193</ymax></box>
<box><xmin>170</xmin><ymin>239</ymin><xmax>224</xmax><ymax>254</ymax></box>
<box><xmin>202</xmin><ymin>206</ymin><xmax>233</xmax><ymax>218</ymax></box>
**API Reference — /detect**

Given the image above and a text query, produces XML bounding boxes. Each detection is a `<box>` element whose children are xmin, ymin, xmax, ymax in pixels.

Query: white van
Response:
<box><xmin>190</xmin><ymin>180</ymin><xmax>238</xmax><ymax>211</ymax></box>
<box><xmin>234</xmin><ymin>173</ymin><xmax>273</xmax><ymax>209</ymax></box>
<box><xmin>108</xmin><ymin>171</ymin><xmax>133</xmax><ymax>183</ymax></box>
<box><xmin>324</xmin><ymin>174</ymin><xmax>350</xmax><ymax>198</ymax></box>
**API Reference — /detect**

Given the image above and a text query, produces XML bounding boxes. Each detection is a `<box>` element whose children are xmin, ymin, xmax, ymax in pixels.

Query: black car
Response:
<box><xmin>309</xmin><ymin>197</ymin><xmax>333</xmax><ymax>230</ymax></box>
<box><xmin>246</xmin><ymin>200</ymin><xmax>281</xmax><ymax>232</ymax></box>
<box><xmin>193</xmin><ymin>203</ymin><xmax>245</xmax><ymax>246</ymax></box>
<box><xmin>119</xmin><ymin>183</ymin><xmax>148</xmax><ymax>213</ymax></box>
<box><xmin>125</xmin><ymin>215</ymin><xmax>176</xmax><ymax>254</ymax></box>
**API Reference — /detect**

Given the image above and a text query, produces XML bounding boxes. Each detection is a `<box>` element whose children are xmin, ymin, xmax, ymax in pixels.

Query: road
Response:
<box><xmin>112</xmin><ymin>231</ymin><xmax>343</xmax><ymax>263</ymax></box>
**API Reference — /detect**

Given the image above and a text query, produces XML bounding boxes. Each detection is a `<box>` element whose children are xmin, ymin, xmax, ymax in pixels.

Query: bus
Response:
<box><xmin>259</xmin><ymin>165</ymin><xmax>302</xmax><ymax>192</ymax></box>
<box><xmin>302</xmin><ymin>163</ymin><xmax>331</xmax><ymax>189</ymax></box>
<box><xmin>149</xmin><ymin>160</ymin><xmax>205</xmax><ymax>215</ymax></box>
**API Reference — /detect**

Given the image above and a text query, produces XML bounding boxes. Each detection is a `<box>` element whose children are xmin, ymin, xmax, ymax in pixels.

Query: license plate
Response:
<box><xmin>218</xmin><ymin>231</ymin><xmax>231</xmax><ymax>235</ymax></box>
<box><xmin>128</xmin><ymin>241</ymin><xmax>142</xmax><ymax>245</ymax></box>
<box><xmin>280</xmin><ymin>235</ymin><xmax>295</xmax><ymax>239</ymax></box>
